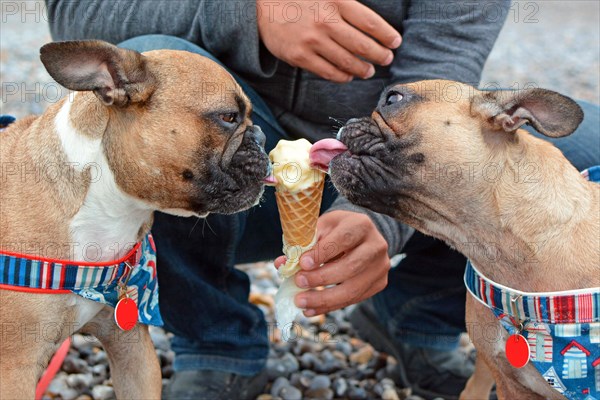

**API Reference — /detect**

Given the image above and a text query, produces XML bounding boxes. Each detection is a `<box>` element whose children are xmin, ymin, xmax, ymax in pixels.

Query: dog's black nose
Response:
<box><xmin>248</xmin><ymin>125</ymin><xmax>266</xmax><ymax>148</ymax></box>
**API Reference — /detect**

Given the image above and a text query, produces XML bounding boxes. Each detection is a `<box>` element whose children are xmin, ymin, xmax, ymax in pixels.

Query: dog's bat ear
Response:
<box><xmin>40</xmin><ymin>40</ymin><xmax>156</xmax><ymax>107</ymax></box>
<box><xmin>472</xmin><ymin>88</ymin><xmax>583</xmax><ymax>138</ymax></box>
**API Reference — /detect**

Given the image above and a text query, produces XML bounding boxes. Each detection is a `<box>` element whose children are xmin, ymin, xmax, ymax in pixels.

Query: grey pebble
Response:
<box><xmin>299</xmin><ymin>369</ymin><xmax>316</xmax><ymax>388</ymax></box>
<box><xmin>275</xmin><ymin>341</ymin><xmax>293</xmax><ymax>354</ymax></box>
<box><xmin>304</xmin><ymin>387</ymin><xmax>333</xmax><ymax>400</ymax></box>
<box><xmin>355</xmin><ymin>367</ymin><xmax>375</xmax><ymax>380</ymax></box>
<box><xmin>267</xmin><ymin>352</ymin><xmax>299</xmax><ymax>380</ymax></box>
<box><xmin>308</xmin><ymin>375</ymin><xmax>331</xmax><ymax>391</ymax></box>
<box><xmin>335</xmin><ymin>341</ymin><xmax>353</xmax><ymax>356</ymax></box>
<box><xmin>266</xmin><ymin>359</ymin><xmax>285</xmax><ymax>380</ymax></box>
<box><xmin>60</xmin><ymin>388</ymin><xmax>80</xmax><ymax>400</ymax></box>
<box><xmin>88</xmin><ymin>350</ymin><xmax>107</xmax><ymax>366</ymax></box>
<box><xmin>91</xmin><ymin>385</ymin><xmax>116</xmax><ymax>400</ymax></box>
<box><xmin>288</xmin><ymin>372</ymin><xmax>302</xmax><ymax>388</ymax></box>
<box><xmin>47</xmin><ymin>374</ymin><xmax>79</xmax><ymax>400</ymax></box>
<box><xmin>62</xmin><ymin>356</ymin><xmax>89</xmax><ymax>374</ymax></box>
<box><xmin>314</xmin><ymin>350</ymin><xmax>340</xmax><ymax>373</ymax></box>
<box><xmin>299</xmin><ymin>352</ymin><xmax>318</xmax><ymax>369</ymax></box>
<box><xmin>381</xmin><ymin>378</ymin><xmax>396</xmax><ymax>388</ymax></box>
<box><xmin>149</xmin><ymin>328</ymin><xmax>171</xmax><ymax>352</ymax></box>
<box><xmin>281</xmin><ymin>352</ymin><xmax>300</xmax><ymax>373</ymax></box>
<box><xmin>332</xmin><ymin>377</ymin><xmax>348</xmax><ymax>397</ymax></box>
<box><xmin>71</xmin><ymin>334</ymin><xmax>101</xmax><ymax>350</ymax></box>
<box><xmin>347</xmin><ymin>386</ymin><xmax>368</xmax><ymax>400</ymax></box>
<box><xmin>90</xmin><ymin>364</ymin><xmax>108</xmax><ymax>386</ymax></box>
<box><xmin>66</xmin><ymin>373</ymin><xmax>93</xmax><ymax>391</ymax></box>
<box><xmin>270</xmin><ymin>377</ymin><xmax>290</xmax><ymax>397</ymax></box>
<box><xmin>280</xmin><ymin>385</ymin><xmax>302</xmax><ymax>400</ymax></box>
<box><xmin>382</xmin><ymin>387</ymin><xmax>400</xmax><ymax>400</ymax></box>
<box><xmin>320</xmin><ymin>349</ymin><xmax>335</xmax><ymax>363</ymax></box>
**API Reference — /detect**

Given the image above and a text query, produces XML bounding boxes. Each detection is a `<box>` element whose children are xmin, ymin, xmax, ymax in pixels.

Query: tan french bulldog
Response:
<box><xmin>0</xmin><ymin>40</ymin><xmax>269</xmax><ymax>399</ymax></box>
<box><xmin>311</xmin><ymin>80</ymin><xmax>599</xmax><ymax>399</ymax></box>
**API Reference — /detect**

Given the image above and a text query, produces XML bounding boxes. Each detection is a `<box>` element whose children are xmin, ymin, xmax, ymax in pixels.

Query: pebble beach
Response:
<box><xmin>1</xmin><ymin>1</ymin><xmax>599</xmax><ymax>399</ymax></box>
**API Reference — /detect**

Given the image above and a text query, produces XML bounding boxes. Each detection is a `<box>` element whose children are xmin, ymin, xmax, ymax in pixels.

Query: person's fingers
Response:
<box><xmin>274</xmin><ymin>256</ymin><xmax>286</xmax><ymax>269</ymax></box>
<box><xmin>314</xmin><ymin>36</ymin><xmax>375</xmax><ymax>78</ymax></box>
<box><xmin>296</xmin><ymin>270</ymin><xmax>388</xmax><ymax>315</ymax></box>
<box><xmin>338</xmin><ymin>1</ymin><xmax>402</xmax><ymax>49</ymax></box>
<box><xmin>295</xmin><ymin>243</ymin><xmax>375</xmax><ymax>288</ymax></box>
<box><xmin>288</xmin><ymin>51</ymin><xmax>353</xmax><ymax>83</ymax></box>
<box><xmin>295</xmin><ymin>283</ymin><xmax>358</xmax><ymax>314</ymax></box>
<box><xmin>301</xmin><ymin>214</ymin><xmax>371</xmax><ymax>269</ymax></box>
<box><xmin>330</xmin><ymin>23</ymin><xmax>394</xmax><ymax>67</ymax></box>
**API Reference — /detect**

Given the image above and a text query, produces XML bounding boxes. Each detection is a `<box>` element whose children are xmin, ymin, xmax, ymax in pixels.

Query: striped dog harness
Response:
<box><xmin>464</xmin><ymin>166</ymin><xmax>600</xmax><ymax>400</ymax></box>
<box><xmin>0</xmin><ymin>234</ymin><xmax>163</xmax><ymax>327</ymax></box>
<box><xmin>1</xmin><ymin>115</ymin><xmax>161</xmax><ymax>326</ymax></box>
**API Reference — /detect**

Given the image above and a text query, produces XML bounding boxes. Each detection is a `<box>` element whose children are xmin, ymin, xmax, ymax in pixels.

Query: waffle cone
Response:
<box><xmin>275</xmin><ymin>179</ymin><xmax>325</xmax><ymax>248</ymax></box>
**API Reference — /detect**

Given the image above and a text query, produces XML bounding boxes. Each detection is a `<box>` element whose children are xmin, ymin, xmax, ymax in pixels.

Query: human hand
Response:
<box><xmin>256</xmin><ymin>0</ymin><xmax>402</xmax><ymax>82</ymax></box>
<box><xmin>274</xmin><ymin>210</ymin><xmax>390</xmax><ymax>316</ymax></box>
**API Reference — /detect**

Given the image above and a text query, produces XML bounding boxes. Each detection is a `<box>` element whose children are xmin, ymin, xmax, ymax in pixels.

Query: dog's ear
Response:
<box><xmin>472</xmin><ymin>88</ymin><xmax>583</xmax><ymax>138</ymax></box>
<box><xmin>40</xmin><ymin>40</ymin><xmax>156</xmax><ymax>107</ymax></box>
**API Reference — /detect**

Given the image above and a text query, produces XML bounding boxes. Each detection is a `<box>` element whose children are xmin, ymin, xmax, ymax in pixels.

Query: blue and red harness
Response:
<box><xmin>465</xmin><ymin>166</ymin><xmax>600</xmax><ymax>400</ymax></box>
<box><xmin>0</xmin><ymin>234</ymin><xmax>163</xmax><ymax>327</ymax></box>
<box><xmin>1</xmin><ymin>113</ymin><xmax>162</xmax><ymax>327</ymax></box>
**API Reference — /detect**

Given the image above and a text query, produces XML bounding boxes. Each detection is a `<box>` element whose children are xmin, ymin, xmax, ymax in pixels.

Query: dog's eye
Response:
<box><xmin>220</xmin><ymin>113</ymin><xmax>238</xmax><ymax>124</ymax></box>
<box><xmin>385</xmin><ymin>91</ymin><xmax>403</xmax><ymax>106</ymax></box>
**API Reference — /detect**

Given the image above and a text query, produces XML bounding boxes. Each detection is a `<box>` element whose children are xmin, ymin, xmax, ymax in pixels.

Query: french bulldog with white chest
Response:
<box><xmin>0</xmin><ymin>40</ymin><xmax>269</xmax><ymax>399</ymax></box>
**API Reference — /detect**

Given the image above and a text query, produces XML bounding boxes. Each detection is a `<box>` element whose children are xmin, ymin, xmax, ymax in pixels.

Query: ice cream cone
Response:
<box><xmin>268</xmin><ymin>139</ymin><xmax>325</xmax><ymax>278</ymax></box>
<box><xmin>268</xmin><ymin>139</ymin><xmax>326</xmax><ymax>337</ymax></box>
<box><xmin>275</xmin><ymin>178</ymin><xmax>324</xmax><ymax>278</ymax></box>
<box><xmin>275</xmin><ymin>178</ymin><xmax>324</xmax><ymax>248</ymax></box>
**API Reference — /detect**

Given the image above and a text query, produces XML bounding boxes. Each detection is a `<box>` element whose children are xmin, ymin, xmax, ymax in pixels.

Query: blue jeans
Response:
<box><xmin>119</xmin><ymin>35</ymin><xmax>600</xmax><ymax>374</ymax></box>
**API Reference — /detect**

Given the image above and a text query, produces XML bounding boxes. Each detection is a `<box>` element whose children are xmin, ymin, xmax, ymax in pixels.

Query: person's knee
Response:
<box><xmin>118</xmin><ymin>34</ymin><xmax>214</xmax><ymax>60</ymax></box>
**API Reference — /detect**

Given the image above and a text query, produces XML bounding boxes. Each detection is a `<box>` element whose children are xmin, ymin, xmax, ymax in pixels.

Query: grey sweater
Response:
<box><xmin>45</xmin><ymin>0</ymin><xmax>509</xmax><ymax>255</ymax></box>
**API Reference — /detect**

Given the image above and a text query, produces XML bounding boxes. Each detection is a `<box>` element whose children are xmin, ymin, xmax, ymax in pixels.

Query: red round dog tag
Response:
<box><xmin>505</xmin><ymin>333</ymin><xmax>530</xmax><ymax>368</ymax></box>
<box><xmin>114</xmin><ymin>298</ymin><xmax>138</xmax><ymax>331</ymax></box>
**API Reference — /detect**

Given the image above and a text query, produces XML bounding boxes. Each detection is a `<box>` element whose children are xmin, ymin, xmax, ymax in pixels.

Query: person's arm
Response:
<box><xmin>391</xmin><ymin>0</ymin><xmax>510</xmax><ymax>85</ymax></box>
<box><xmin>45</xmin><ymin>0</ymin><xmax>277</xmax><ymax>76</ymax></box>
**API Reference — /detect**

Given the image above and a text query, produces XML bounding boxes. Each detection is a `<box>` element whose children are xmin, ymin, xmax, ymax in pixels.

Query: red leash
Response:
<box><xmin>35</xmin><ymin>337</ymin><xmax>71</xmax><ymax>400</ymax></box>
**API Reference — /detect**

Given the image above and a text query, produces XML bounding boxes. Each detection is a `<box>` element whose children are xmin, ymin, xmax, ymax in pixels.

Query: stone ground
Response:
<box><xmin>1</xmin><ymin>1</ymin><xmax>599</xmax><ymax>399</ymax></box>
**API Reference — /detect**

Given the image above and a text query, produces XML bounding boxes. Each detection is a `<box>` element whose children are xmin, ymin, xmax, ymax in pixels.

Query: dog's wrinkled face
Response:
<box><xmin>103</xmin><ymin>50</ymin><xmax>270</xmax><ymax>216</ymax></box>
<box><xmin>329</xmin><ymin>79</ymin><xmax>583</xmax><ymax>229</ymax></box>
<box><xmin>41</xmin><ymin>42</ymin><xmax>270</xmax><ymax>216</ymax></box>
<box><xmin>331</xmin><ymin>80</ymin><xmax>484</xmax><ymax>224</ymax></box>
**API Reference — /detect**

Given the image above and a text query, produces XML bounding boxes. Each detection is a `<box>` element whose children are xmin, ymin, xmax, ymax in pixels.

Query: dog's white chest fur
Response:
<box><xmin>55</xmin><ymin>98</ymin><xmax>153</xmax><ymax>263</ymax></box>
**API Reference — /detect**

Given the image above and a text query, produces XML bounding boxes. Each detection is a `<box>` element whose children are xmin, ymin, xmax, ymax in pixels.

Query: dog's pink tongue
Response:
<box><xmin>310</xmin><ymin>139</ymin><xmax>348</xmax><ymax>172</ymax></box>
